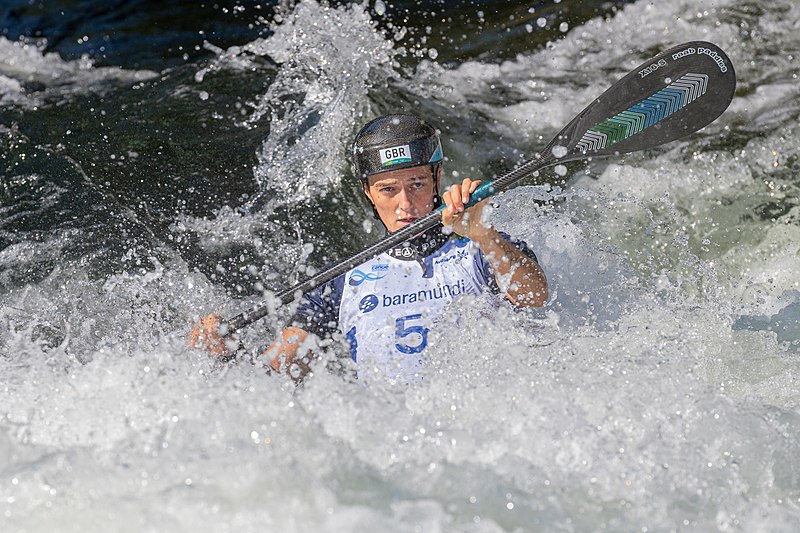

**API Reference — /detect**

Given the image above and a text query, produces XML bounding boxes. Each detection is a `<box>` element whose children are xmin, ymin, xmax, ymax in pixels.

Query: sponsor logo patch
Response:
<box><xmin>381</xmin><ymin>280</ymin><xmax>469</xmax><ymax>307</ymax></box>
<box><xmin>434</xmin><ymin>250</ymin><xmax>469</xmax><ymax>265</ymax></box>
<box><xmin>348</xmin><ymin>268</ymin><xmax>386</xmax><ymax>286</ymax></box>
<box><xmin>359</xmin><ymin>294</ymin><xmax>379</xmax><ymax>314</ymax></box>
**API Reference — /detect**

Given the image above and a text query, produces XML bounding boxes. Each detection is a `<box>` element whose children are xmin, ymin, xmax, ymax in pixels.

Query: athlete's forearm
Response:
<box><xmin>473</xmin><ymin>228</ymin><xmax>548</xmax><ymax>307</ymax></box>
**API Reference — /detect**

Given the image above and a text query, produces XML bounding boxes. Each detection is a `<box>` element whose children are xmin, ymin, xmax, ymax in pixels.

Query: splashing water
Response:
<box><xmin>196</xmin><ymin>0</ymin><xmax>397</xmax><ymax>209</ymax></box>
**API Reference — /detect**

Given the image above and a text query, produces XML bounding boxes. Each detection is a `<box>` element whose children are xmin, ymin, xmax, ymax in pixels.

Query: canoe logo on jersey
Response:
<box><xmin>379</xmin><ymin>144</ymin><xmax>412</xmax><ymax>167</ymax></box>
<box><xmin>348</xmin><ymin>268</ymin><xmax>386</xmax><ymax>286</ymax></box>
<box><xmin>359</xmin><ymin>294</ymin><xmax>379</xmax><ymax>314</ymax></box>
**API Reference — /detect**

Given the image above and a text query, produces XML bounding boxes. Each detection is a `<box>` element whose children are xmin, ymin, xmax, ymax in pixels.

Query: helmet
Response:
<box><xmin>352</xmin><ymin>114</ymin><xmax>443</xmax><ymax>180</ymax></box>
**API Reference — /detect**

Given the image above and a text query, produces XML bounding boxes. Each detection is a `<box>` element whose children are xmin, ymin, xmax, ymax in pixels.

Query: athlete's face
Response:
<box><xmin>365</xmin><ymin>166</ymin><xmax>439</xmax><ymax>233</ymax></box>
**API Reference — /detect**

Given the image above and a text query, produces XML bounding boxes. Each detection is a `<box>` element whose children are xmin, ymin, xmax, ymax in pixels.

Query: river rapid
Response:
<box><xmin>1</xmin><ymin>0</ymin><xmax>799</xmax><ymax>531</ymax></box>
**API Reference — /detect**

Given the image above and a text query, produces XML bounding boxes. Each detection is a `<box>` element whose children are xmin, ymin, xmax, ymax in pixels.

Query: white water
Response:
<box><xmin>0</xmin><ymin>37</ymin><xmax>155</xmax><ymax>108</ymax></box>
<box><xmin>3</xmin><ymin>0</ymin><xmax>800</xmax><ymax>531</ymax></box>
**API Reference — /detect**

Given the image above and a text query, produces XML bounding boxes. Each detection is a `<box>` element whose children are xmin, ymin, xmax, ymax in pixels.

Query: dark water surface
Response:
<box><xmin>2</xmin><ymin>1</ymin><xmax>633</xmax><ymax>68</ymax></box>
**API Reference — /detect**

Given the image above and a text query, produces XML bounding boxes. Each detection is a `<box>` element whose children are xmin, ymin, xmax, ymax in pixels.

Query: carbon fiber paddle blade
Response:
<box><xmin>551</xmin><ymin>41</ymin><xmax>736</xmax><ymax>162</ymax></box>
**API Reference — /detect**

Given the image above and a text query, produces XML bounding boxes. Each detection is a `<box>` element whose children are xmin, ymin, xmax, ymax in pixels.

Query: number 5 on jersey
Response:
<box><xmin>395</xmin><ymin>314</ymin><xmax>429</xmax><ymax>354</ymax></box>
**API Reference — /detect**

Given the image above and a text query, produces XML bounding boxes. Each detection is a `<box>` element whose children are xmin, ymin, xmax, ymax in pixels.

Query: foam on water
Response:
<box><xmin>2</xmin><ymin>0</ymin><xmax>800</xmax><ymax>531</ymax></box>
<box><xmin>0</xmin><ymin>37</ymin><xmax>155</xmax><ymax>108</ymax></box>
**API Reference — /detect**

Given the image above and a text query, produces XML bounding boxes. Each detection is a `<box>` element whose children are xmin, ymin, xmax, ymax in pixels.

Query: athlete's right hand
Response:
<box><xmin>187</xmin><ymin>313</ymin><xmax>236</xmax><ymax>357</ymax></box>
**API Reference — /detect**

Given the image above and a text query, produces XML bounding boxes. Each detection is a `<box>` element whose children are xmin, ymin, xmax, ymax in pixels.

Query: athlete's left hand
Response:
<box><xmin>187</xmin><ymin>313</ymin><xmax>238</xmax><ymax>358</ymax></box>
<box><xmin>441</xmin><ymin>178</ymin><xmax>490</xmax><ymax>239</ymax></box>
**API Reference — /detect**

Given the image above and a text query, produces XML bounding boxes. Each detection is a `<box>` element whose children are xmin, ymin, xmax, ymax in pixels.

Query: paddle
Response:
<box><xmin>225</xmin><ymin>40</ymin><xmax>736</xmax><ymax>333</ymax></box>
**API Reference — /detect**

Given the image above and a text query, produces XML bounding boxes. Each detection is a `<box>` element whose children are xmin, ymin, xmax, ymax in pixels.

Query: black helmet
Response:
<box><xmin>352</xmin><ymin>114</ymin><xmax>443</xmax><ymax>181</ymax></box>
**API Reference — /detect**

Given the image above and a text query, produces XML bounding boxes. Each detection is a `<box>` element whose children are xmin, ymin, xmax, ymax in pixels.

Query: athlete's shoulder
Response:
<box><xmin>289</xmin><ymin>268</ymin><xmax>347</xmax><ymax>334</ymax></box>
<box><xmin>496</xmin><ymin>231</ymin><xmax>538</xmax><ymax>263</ymax></box>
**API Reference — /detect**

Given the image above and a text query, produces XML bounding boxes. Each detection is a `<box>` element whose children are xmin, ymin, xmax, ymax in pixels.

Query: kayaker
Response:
<box><xmin>189</xmin><ymin>114</ymin><xmax>548</xmax><ymax>382</ymax></box>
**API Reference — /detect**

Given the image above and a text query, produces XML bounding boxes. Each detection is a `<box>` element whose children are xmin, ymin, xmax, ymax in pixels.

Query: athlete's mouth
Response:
<box><xmin>397</xmin><ymin>217</ymin><xmax>418</xmax><ymax>225</ymax></box>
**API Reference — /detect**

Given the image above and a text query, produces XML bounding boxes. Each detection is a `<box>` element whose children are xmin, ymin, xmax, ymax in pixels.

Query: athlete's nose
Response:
<box><xmin>395</xmin><ymin>185</ymin><xmax>413</xmax><ymax>214</ymax></box>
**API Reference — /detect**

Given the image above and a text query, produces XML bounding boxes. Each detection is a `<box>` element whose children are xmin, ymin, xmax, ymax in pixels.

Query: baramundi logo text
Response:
<box><xmin>359</xmin><ymin>280</ymin><xmax>469</xmax><ymax>314</ymax></box>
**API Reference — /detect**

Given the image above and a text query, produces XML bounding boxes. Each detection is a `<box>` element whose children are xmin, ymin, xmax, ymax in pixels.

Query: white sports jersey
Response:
<box><xmin>289</xmin><ymin>233</ymin><xmax>536</xmax><ymax>382</ymax></box>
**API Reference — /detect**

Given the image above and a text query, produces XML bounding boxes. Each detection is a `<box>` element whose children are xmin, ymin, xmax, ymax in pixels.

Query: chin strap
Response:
<box><xmin>431</xmin><ymin>162</ymin><xmax>443</xmax><ymax>209</ymax></box>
